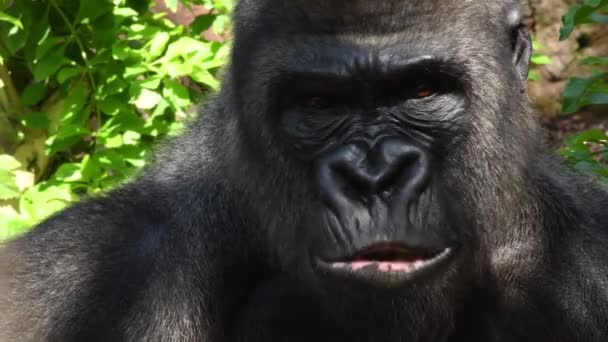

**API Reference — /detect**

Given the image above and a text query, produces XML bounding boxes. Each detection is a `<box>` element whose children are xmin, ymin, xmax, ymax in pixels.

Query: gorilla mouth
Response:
<box><xmin>318</xmin><ymin>243</ymin><xmax>453</xmax><ymax>286</ymax></box>
<box><xmin>338</xmin><ymin>243</ymin><xmax>451</xmax><ymax>271</ymax></box>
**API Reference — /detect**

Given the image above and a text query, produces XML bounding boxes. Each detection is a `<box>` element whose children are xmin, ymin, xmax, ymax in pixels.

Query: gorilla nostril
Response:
<box><xmin>320</xmin><ymin>139</ymin><xmax>429</xmax><ymax>200</ymax></box>
<box><xmin>375</xmin><ymin>148</ymin><xmax>421</xmax><ymax>193</ymax></box>
<box><xmin>333</xmin><ymin>162</ymin><xmax>370</xmax><ymax>194</ymax></box>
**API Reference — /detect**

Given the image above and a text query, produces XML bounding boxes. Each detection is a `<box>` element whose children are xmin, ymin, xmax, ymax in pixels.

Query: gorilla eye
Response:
<box><xmin>303</xmin><ymin>95</ymin><xmax>333</xmax><ymax>110</ymax></box>
<box><xmin>414</xmin><ymin>83</ymin><xmax>435</xmax><ymax>99</ymax></box>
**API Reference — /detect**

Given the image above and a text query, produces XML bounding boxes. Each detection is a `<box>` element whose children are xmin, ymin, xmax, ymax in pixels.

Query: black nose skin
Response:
<box><xmin>313</xmin><ymin>138</ymin><xmax>432</xmax><ymax>259</ymax></box>
<box><xmin>315</xmin><ymin>138</ymin><xmax>430</xmax><ymax>212</ymax></box>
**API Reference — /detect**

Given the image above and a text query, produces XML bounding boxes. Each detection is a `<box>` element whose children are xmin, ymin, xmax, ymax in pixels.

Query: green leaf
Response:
<box><xmin>190</xmin><ymin>14</ymin><xmax>217</xmax><ymax>36</ymax></box>
<box><xmin>89</xmin><ymin>49</ymin><xmax>114</xmax><ymax>66</ymax></box>
<box><xmin>4</xmin><ymin>23</ymin><xmax>27</xmax><ymax>55</ymax></box>
<box><xmin>589</xmin><ymin>92</ymin><xmax>608</xmax><ymax>105</ymax></box>
<box><xmin>76</xmin><ymin>0</ymin><xmax>113</xmax><ymax>23</ymax></box>
<box><xmin>0</xmin><ymin>206</ymin><xmax>34</xmax><ymax>241</ymax></box>
<box><xmin>101</xmin><ymin>111</ymin><xmax>145</xmax><ymax>133</ymax></box>
<box><xmin>139</xmin><ymin>76</ymin><xmax>163</xmax><ymax>90</ymax></box>
<box><xmin>57</xmin><ymin>67</ymin><xmax>82</xmax><ymax>84</ymax></box>
<box><xmin>562</xmin><ymin>77</ymin><xmax>593</xmax><ymax>113</ymax></box>
<box><xmin>165</xmin><ymin>0</ymin><xmax>178</xmax><ymax>12</ymax></box>
<box><xmin>21</xmin><ymin>112</ymin><xmax>50</xmax><ymax>130</ymax></box>
<box><xmin>19</xmin><ymin>182</ymin><xmax>74</xmax><ymax>221</ymax></box>
<box><xmin>560</xmin><ymin>0</ymin><xmax>608</xmax><ymax>40</ymax></box>
<box><xmin>80</xmin><ymin>154</ymin><xmax>102</xmax><ymax>182</ymax></box>
<box><xmin>33</xmin><ymin>45</ymin><xmax>68</xmax><ymax>81</ymax></box>
<box><xmin>124</xmin><ymin>66</ymin><xmax>148</xmax><ymax>78</ymax></box>
<box><xmin>45</xmin><ymin>125</ymin><xmax>90</xmax><ymax>154</ymax></box>
<box><xmin>164</xmin><ymin>37</ymin><xmax>212</xmax><ymax>61</ymax></box>
<box><xmin>2</xmin><ymin>1</ymin><xmax>30</xmax><ymax>54</ymax></box>
<box><xmin>60</xmin><ymin>85</ymin><xmax>88</xmax><ymax>125</ymax></box>
<box><xmin>148</xmin><ymin>31</ymin><xmax>170</xmax><ymax>60</ymax></box>
<box><xmin>96</xmin><ymin>149</ymin><xmax>129</xmax><ymax>174</ymax></box>
<box><xmin>191</xmin><ymin>67</ymin><xmax>219</xmax><ymax>89</ymax></box>
<box><xmin>52</xmin><ymin>163</ymin><xmax>83</xmax><ymax>183</ymax></box>
<box><xmin>574</xmin><ymin>129</ymin><xmax>608</xmax><ymax>144</ymax></box>
<box><xmin>118</xmin><ymin>144</ymin><xmax>146</xmax><ymax>167</ymax></box>
<box><xmin>114</xmin><ymin>7</ymin><xmax>139</xmax><ymax>19</ymax></box>
<box><xmin>127</xmin><ymin>23</ymin><xmax>161</xmax><ymax>42</ymax></box>
<box><xmin>133</xmin><ymin>89</ymin><xmax>162</xmax><ymax>110</ymax></box>
<box><xmin>531</xmin><ymin>55</ymin><xmax>551</xmax><ymax>65</ymax></box>
<box><xmin>90</xmin><ymin>12</ymin><xmax>117</xmax><ymax>47</ymax></box>
<box><xmin>99</xmin><ymin>96</ymin><xmax>130</xmax><ymax>116</ymax></box>
<box><xmin>98</xmin><ymin>75</ymin><xmax>129</xmax><ymax>97</ymax></box>
<box><xmin>528</xmin><ymin>70</ymin><xmax>540</xmax><ymax>81</ymax></box>
<box><xmin>20</xmin><ymin>6</ymin><xmax>49</xmax><ymax>65</ymax></box>
<box><xmin>163</xmin><ymin>79</ymin><xmax>191</xmax><ymax>108</ymax></box>
<box><xmin>21</xmin><ymin>82</ymin><xmax>47</xmax><ymax>106</ymax></box>
<box><xmin>123</xmin><ymin>131</ymin><xmax>141</xmax><ymax>145</ymax></box>
<box><xmin>104</xmin><ymin>134</ymin><xmax>124</xmax><ymax>148</ymax></box>
<box><xmin>0</xmin><ymin>170</ymin><xmax>20</xmax><ymax>200</ymax></box>
<box><xmin>0</xmin><ymin>11</ymin><xmax>23</xmax><ymax>29</ymax></box>
<box><xmin>582</xmin><ymin>57</ymin><xmax>608</xmax><ymax>66</ymax></box>
<box><xmin>0</xmin><ymin>155</ymin><xmax>21</xmax><ymax>171</ymax></box>
<box><xmin>34</xmin><ymin>31</ymin><xmax>59</xmax><ymax>62</ymax></box>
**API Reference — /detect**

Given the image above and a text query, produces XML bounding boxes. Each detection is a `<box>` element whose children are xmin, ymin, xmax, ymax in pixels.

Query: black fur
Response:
<box><xmin>2</xmin><ymin>1</ymin><xmax>608</xmax><ymax>341</ymax></box>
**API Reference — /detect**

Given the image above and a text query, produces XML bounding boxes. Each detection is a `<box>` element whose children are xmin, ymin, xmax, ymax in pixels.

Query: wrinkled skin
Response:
<box><xmin>2</xmin><ymin>0</ymin><xmax>608</xmax><ymax>341</ymax></box>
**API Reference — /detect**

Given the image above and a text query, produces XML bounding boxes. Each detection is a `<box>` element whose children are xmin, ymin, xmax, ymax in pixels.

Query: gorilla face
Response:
<box><xmin>227</xmin><ymin>0</ymin><xmax>533</xmax><ymax>296</ymax></box>
<box><xmin>278</xmin><ymin>52</ymin><xmax>468</xmax><ymax>286</ymax></box>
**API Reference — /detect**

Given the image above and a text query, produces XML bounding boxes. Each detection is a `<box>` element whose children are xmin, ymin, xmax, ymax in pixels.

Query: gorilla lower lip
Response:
<box><xmin>318</xmin><ymin>246</ymin><xmax>454</xmax><ymax>286</ymax></box>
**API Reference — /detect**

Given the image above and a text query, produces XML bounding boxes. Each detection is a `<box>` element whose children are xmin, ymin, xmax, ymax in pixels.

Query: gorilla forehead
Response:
<box><xmin>233</xmin><ymin>0</ymin><xmax>514</xmax><ymax>77</ymax></box>
<box><xmin>236</xmin><ymin>0</ymin><xmax>508</xmax><ymax>36</ymax></box>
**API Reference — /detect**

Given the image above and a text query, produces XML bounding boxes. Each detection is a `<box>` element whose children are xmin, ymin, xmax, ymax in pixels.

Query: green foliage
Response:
<box><xmin>529</xmin><ymin>37</ymin><xmax>553</xmax><ymax>81</ymax></box>
<box><xmin>562</xmin><ymin>57</ymin><xmax>608</xmax><ymax>114</ymax></box>
<box><xmin>0</xmin><ymin>0</ymin><xmax>232</xmax><ymax>240</ymax></box>
<box><xmin>559</xmin><ymin>0</ymin><xmax>608</xmax><ymax>41</ymax></box>
<box><xmin>558</xmin><ymin>0</ymin><xmax>608</xmax><ymax>180</ymax></box>
<box><xmin>558</xmin><ymin>129</ymin><xmax>608</xmax><ymax>179</ymax></box>
<box><xmin>559</xmin><ymin>0</ymin><xmax>608</xmax><ymax>114</ymax></box>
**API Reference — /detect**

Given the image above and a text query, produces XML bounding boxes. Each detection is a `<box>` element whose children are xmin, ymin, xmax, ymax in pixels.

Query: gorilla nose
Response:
<box><xmin>316</xmin><ymin>138</ymin><xmax>430</xmax><ymax>202</ymax></box>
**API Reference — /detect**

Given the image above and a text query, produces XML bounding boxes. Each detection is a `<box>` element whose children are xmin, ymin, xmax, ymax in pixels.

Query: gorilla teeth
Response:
<box><xmin>330</xmin><ymin>260</ymin><xmax>422</xmax><ymax>273</ymax></box>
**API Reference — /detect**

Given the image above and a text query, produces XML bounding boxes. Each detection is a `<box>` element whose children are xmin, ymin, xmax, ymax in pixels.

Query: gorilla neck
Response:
<box><xmin>234</xmin><ymin>273</ymin><xmax>460</xmax><ymax>342</ymax></box>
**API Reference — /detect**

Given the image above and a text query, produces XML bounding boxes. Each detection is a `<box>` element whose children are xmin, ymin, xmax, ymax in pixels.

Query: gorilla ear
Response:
<box><xmin>512</xmin><ymin>25</ymin><xmax>532</xmax><ymax>83</ymax></box>
<box><xmin>508</xmin><ymin>7</ymin><xmax>532</xmax><ymax>84</ymax></box>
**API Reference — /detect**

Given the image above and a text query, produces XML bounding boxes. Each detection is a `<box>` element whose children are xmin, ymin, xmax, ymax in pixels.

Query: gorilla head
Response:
<box><xmin>206</xmin><ymin>0</ymin><xmax>537</xmax><ymax>335</ymax></box>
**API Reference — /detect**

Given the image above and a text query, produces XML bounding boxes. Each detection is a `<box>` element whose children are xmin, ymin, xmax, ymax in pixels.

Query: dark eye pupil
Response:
<box><xmin>307</xmin><ymin>96</ymin><xmax>329</xmax><ymax>109</ymax></box>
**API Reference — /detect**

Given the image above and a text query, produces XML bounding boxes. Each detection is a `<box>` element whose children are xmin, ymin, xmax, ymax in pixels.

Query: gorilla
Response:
<box><xmin>2</xmin><ymin>0</ymin><xmax>608</xmax><ymax>341</ymax></box>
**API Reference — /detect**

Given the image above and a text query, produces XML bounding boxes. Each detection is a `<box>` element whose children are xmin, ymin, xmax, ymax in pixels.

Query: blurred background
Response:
<box><xmin>0</xmin><ymin>0</ymin><xmax>606</xmax><ymax>240</ymax></box>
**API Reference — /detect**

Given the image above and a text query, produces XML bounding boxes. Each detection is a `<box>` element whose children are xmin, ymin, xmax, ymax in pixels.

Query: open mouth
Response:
<box><xmin>317</xmin><ymin>243</ymin><xmax>453</xmax><ymax>286</ymax></box>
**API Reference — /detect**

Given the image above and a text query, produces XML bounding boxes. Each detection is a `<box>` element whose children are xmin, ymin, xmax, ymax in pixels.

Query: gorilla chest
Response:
<box><xmin>231</xmin><ymin>276</ymin><xmax>457</xmax><ymax>342</ymax></box>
